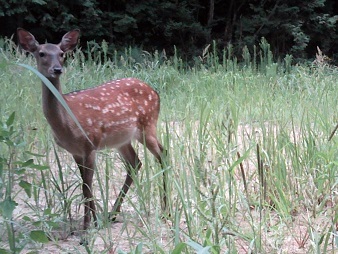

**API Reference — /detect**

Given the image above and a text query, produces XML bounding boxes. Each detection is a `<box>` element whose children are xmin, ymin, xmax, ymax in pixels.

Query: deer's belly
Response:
<box><xmin>98</xmin><ymin>127</ymin><xmax>138</xmax><ymax>149</ymax></box>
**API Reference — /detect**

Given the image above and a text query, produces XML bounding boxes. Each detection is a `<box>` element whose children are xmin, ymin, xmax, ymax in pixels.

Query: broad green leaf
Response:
<box><xmin>6</xmin><ymin>112</ymin><xmax>15</xmax><ymax>126</ymax></box>
<box><xmin>21</xmin><ymin>159</ymin><xmax>34</xmax><ymax>167</ymax></box>
<box><xmin>186</xmin><ymin>239</ymin><xmax>204</xmax><ymax>250</ymax></box>
<box><xmin>22</xmin><ymin>216</ymin><xmax>32</xmax><ymax>221</ymax></box>
<box><xmin>43</xmin><ymin>208</ymin><xmax>52</xmax><ymax>215</ymax></box>
<box><xmin>19</xmin><ymin>180</ymin><xmax>32</xmax><ymax>198</ymax></box>
<box><xmin>0</xmin><ymin>199</ymin><xmax>17</xmax><ymax>218</ymax></box>
<box><xmin>29</xmin><ymin>230</ymin><xmax>49</xmax><ymax>243</ymax></box>
<box><xmin>135</xmin><ymin>243</ymin><xmax>143</xmax><ymax>254</ymax></box>
<box><xmin>186</xmin><ymin>239</ymin><xmax>212</xmax><ymax>254</ymax></box>
<box><xmin>172</xmin><ymin>242</ymin><xmax>187</xmax><ymax>253</ymax></box>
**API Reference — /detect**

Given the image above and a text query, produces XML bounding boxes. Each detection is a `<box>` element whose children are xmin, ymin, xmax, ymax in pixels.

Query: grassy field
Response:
<box><xmin>0</xmin><ymin>38</ymin><xmax>338</xmax><ymax>253</ymax></box>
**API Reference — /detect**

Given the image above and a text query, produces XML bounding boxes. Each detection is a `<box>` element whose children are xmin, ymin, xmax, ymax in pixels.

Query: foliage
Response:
<box><xmin>0</xmin><ymin>35</ymin><xmax>338</xmax><ymax>253</ymax></box>
<box><xmin>0</xmin><ymin>0</ymin><xmax>337</xmax><ymax>63</ymax></box>
<box><xmin>0</xmin><ymin>113</ymin><xmax>50</xmax><ymax>253</ymax></box>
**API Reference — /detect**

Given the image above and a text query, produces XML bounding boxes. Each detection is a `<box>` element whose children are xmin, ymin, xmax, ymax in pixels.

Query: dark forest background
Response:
<box><xmin>0</xmin><ymin>0</ymin><xmax>337</xmax><ymax>63</ymax></box>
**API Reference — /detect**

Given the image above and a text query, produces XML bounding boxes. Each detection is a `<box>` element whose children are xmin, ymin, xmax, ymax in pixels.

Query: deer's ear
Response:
<box><xmin>59</xmin><ymin>29</ymin><xmax>80</xmax><ymax>52</ymax></box>
<box><xmin>17</xmin><ymin>28</ymin><xmax>39</xmax><ymax>53</ymax></box>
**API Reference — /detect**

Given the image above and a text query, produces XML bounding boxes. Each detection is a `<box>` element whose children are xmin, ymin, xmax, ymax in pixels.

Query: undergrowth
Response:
<box><xmin>0</xmin><ymin>37</ymin><xmax>337</xmax><ymax>253</ymax></box>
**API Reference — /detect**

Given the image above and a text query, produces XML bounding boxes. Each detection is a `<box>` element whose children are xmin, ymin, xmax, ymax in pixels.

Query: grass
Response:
<box><xmin>0</xmin><ymin>37</ymin><xmax>338</xmax><ymax>253</ymax></box>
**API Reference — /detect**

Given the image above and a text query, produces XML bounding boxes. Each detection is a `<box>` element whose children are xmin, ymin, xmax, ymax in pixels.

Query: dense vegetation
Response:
<box><xmin>0</xmin><ymin>0</ymin><xmax>337</xmax><ymax>63</ymax></box>
<box><xmin>1</xmin><ymin>34</ymin><xmax>338</xmax><ymax>253</ymax></box>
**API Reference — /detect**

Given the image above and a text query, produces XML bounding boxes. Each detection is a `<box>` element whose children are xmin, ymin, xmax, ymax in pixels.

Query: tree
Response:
<box><xmin>0</xmin><ymin>0</ymin><xmax>337</xmax><ymax>63</ymax></box>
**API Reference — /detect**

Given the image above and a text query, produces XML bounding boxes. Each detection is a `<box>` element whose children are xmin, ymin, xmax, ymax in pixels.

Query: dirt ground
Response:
<box><xmin>1</xmin><ymin>122</ymin><xmax>337</xmax><ymax>253</ymax></box>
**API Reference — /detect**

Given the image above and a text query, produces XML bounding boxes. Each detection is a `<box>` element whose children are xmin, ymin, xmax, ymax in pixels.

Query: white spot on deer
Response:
<box><xmin>135</xmin><ymin>111</ymin><xmax>140</xmax><ymax>116</ymax></box>
<box><xmin>92</xmin><ymin>105</ymin><xmax>101</xmax><ymax>111</ymax></box>
<box><xmin>139</xmin><ymin>90</ymin><xmax>144</xmax><ymax>95</ymax></box>
<box><xmin>121</xmin><ymin>107</ymin><xmax>129</xmax><ymax>114</ymax></box>
<box><xmin>138</xmin><ymin>105</ymin><xmax>146</xmax><ymax>114</ymax></box>
<box><xmin>102</xmin><ymin>88</ymin><xmax>107</xmax><ymax>91</ymax></box>
<box><xmin>144</xmin><ymin>100</ymin><xmax>148</xmax><ymax>106</ymax></box>
<box><xmin>85</xmin><ymin>104</ymin><xmax>93</xmax><ymax>109</ymax></box>
<box><xmin>121</xmin><ymin>120</ymin><xmax>127</xmax><ymax>125</ymax></box>
<box><xmin>98</xmin><ymin>121</ymin><xmax>103</xmax><ymax>127</ymax></box>
<box><xmin>87</xmin><ymin>118</ymin><xmax>93</xmax><ymax>126</ymax></box>
<box><xmin>117</xmin><ymin>96</ymin><xmax>125</xmax><ymax>106</ymax></box>
<box><xmin>126</xmin><ymin>83</ymin><xmax>131</xmax><ymax>86</ymax></box>
<box><xmin>102</xmin><ymin>108</ymin><xmax>109</xmax><ymax>114</ymax></box>
<box><xmin>134</xmin><ymin>88</ymin><xmax>139</xmax><ymax>93</ymax></box>
<box><xmin>100</xmin><ymin>92</ymin><xmax>106</xmax><ymax>96</ymax></box>
<box><xmin>148</xmin><ymin>94</ymin><xmax>152</xmax><ymax>101</ymax></box>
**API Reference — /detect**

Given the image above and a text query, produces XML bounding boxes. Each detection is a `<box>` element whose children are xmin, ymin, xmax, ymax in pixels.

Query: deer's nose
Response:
<box><xmin>53</xmin><ymin>67</ymin><xmax>62</xmax><ymax>74</ymax></box>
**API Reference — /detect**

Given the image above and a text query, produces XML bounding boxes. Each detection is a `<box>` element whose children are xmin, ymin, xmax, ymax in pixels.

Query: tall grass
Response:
<box><xmin>0</xmin><ymin>37</ymin><xmax>337</xmax><ymax>253</ymax></box>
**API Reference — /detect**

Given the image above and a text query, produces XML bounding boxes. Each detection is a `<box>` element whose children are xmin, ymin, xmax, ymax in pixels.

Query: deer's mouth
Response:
<box><xmin>47</xmin><ymin>68</ymin><xmax>62</xmax><ymax>78</ymax></box>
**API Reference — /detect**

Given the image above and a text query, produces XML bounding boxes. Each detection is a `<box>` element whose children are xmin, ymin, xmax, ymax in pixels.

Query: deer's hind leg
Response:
<box><xmin>110</xmin><ymin>143</ymin><xmax>142</xmax><ymax>220</ymax></box>
<box><xmin>138</xmin><ymin>128</ymin><xmax>168</xmax><ymax>212</ymax></box>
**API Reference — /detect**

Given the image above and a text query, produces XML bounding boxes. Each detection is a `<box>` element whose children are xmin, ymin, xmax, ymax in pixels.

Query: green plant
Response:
<box><xmin>1</xmin><ymin>35</ymin><xmax>338</xmax><ymax>253</ymax></box>
<box><xmin>0</xmin><ymin>113</ymin><xmax>50</xmax><ymax>253</ymax></box>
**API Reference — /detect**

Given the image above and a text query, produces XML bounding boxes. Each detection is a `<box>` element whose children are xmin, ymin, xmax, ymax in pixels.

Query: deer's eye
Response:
<box><xmin>39</xmin><ymin>52</ymin><xmax>45</xmax><ymax>57</ymax></box>
<box><xmin>60</xmin><ymin>53</ymin><xmax>64</xmax><ymax>58</ymax></box>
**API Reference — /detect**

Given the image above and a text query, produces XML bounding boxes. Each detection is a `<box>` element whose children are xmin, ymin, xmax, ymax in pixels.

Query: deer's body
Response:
<box><xmin>46</xmin><ymin>77</ymin><xmax>160</xmax><ymax>156</ymax></box>
<box><xmin>17</xmin><ymin>28</ymin><xmax>166</xmax><ymax>231</ymax></box>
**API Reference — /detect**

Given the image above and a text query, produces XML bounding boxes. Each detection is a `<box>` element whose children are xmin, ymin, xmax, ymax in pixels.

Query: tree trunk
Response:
<box><xmin>207</xmin><ymin>0</ymin><xmax>215</xmax><ymax>26</ymax></box>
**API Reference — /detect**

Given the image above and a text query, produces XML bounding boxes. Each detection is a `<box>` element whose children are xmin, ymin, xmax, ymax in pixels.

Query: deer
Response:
<box><xmin>17</xmin><ymin>28</ymin><xmax>167</xmax><ymax>232</ymax></box>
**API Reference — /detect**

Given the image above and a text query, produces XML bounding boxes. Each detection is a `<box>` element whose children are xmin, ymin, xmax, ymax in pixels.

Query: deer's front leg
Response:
<box><xmin>74</xmin><ymin>151</ymin><xmax>97</xmax><ymax>230</ymax></box>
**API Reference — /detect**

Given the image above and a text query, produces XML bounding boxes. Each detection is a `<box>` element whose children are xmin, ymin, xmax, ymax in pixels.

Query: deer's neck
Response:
<box><xmin>41</xmin><ymin>78</ymin><xmax>69</xmax><ymax>127</ymax></box>
<box><xmin>41</xmin><ymin>78</ymin><xmax>93</xmax><ymax>155</ymax></box>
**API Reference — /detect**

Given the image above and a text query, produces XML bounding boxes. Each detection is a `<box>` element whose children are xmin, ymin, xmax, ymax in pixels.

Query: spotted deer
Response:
<box><xmin>17</xmin><ymin>28</ymin><xmax>167</xmax><ymax>231</ymax></box>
